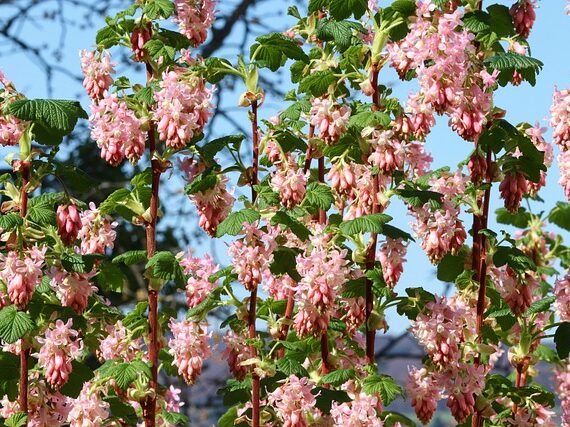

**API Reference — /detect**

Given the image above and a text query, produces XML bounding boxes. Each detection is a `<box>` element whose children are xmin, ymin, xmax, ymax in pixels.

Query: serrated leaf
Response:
<box><xmin>162</xmin><ymin>411</ymin><xmax>189</xmax><ymax>426</ymax></box>
<box><xmin>493</xmin><ymin>246</ymin><xmax>536</xmax><ymax>273</ymax></box>
<box><xmin>271</xmin><ymin>211</ymin><xmax>310</xmax><ymax>241</ymax></box>
<box><xmin>437</xmin><ymin>253</ymin><xmax>465</xmax><ymax>282</ymax></box>
<box><xmin>321</xmin><ymin>368</ymin><xmax>356</xmax><ymax>386</ymax></box>
<box><xmin>362</xmin><ymin>374</ymin><xmax>403</xmax><ymax>406</ymax></box>
<box><xmin>313</xmin><ymin>387</ymin><xmax>351</xmax><ymax>412</ymax></box>
<box><xmin>555</xmin><ymin>322</ymin><xmax>570</xmax><ymax>359</ymax></box>
<box><xmin>199</xmin><ymin>134</ymin><xmax>245</xmax><ymax>161</ymax></box>
<box><xmin>144</xmin><ymin>0</ymin><xmax>174</xmax><ymax>19</ymax></box>
<box><xmin>298</xmin><ymin>70</ymin><xmax>336</xmax><ymax>97</ymax></box>
<box><xmin>549</xmin><ymin>202</ymin><xmax>570</xmax><ymax>232</ymax></box>
<box><xmin>216</xmin><ymin>209</ymin><xmax>260</xmax><ymax>237</ymax></box>
<box><xmin>496</xmin><ymin>207</ymin><xmax>531</xmax><ymax>228</ymax></box>
<box><xmin>255</xmin><ymin>32</ymin><xmax>309</xmax><ymax>63</ymax></box>
<box><xmin>110</xmin><ymin>362</ymin><xmax>139</xmax><ymax>390</ymax></box>
<box><xmin>185</xmin><ymin>170</ymin><xmax>218</xmax><ymax>195</ymax></box>
<box><xmin>303</xmin><ymin>182</ymin><xmax>334</xmax><ymax>211</ymax></box>
<box><xmin>5</xmin><ymin>413</ymin><xmax>27</xmax><ymax>427</ymax></box>
<box><xmin>381</xmin><ymin>224</ymin><xmax>414</xmax><ymax>241</ymax></box>
<box><xmin>0</xmin><ymin>306</ymin><xmax>34</xmax><ymax>343</ymax></box>
<box><xmin>113</xmin><ymin>250</ymin><xmax>147</xmax><ymax>266</ymax></box>
<box><xmin>329</xmin><ymin>0</ymin><xmax>367</xmax><ymax>20</ymax></box>
<box><xmin>0</xmin><ymin>213</ymin><xmax>23</xmax><ymax>231</ymax></box>
<box><xmin>144</xmin><ymin>39</ymin><xmax>176</xmax><ymax>62</ymax></box>
<box><xmin>485</xmin><ymin>52</ymin><xmax>543</xmax><ymax>87</ymax></box>
<box><xmin>96</xmin><ymin>262</ymin><xmax>125</xmax><ymax>293</ymax></box>
<box><xmin>276</xmin><ymin>358</ymin><xmax>309</xmax><ymax>377</ymax></box>
<box><xmin>524</xmin><ymin>296</ymin><xmax>555</xmax><ymax>316</ymax></box>
<box><xmin>269</xmin><ymin>247</ymin><xmax>302</xmax><ymax>281</ymax></box>
<box><xmin>339</xmin><ymin>213</ymin><xmax>392</xmax><ymax>235</ymax></box>
<box><xmin>145</xmin><ymin>251</ymin><xmax>185</xmax><ymax>286</ymax></box>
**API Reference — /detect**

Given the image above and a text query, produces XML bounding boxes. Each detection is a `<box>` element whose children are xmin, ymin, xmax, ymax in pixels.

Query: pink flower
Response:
<box><xmin>263</xmin><ymin>271</ymin><xmax>295</xmax><ymax>301</ymax></box>
<box><xmin>510</xmin><ymin>0</ymin><xmax>536</xmax><ymax>39</ymax></box>
<box><xmin>48</xmin><ymin>269</ymin><xmax>97</xmax><ymax>313</ymax></box>
<box><xmin>555</xmin><ymin>359</ymin><xmax>570</xmax><ymax>426</ymax></box>
<box><xmin>153</xmin><ymin>69</ymin><xmax>213</xmax><ymax>150</ymax></box>
<box><xmin>407</xmin><ymin>367</ymin><xmax>442</xmax><ymax>425</ymax></box>
<box><xmin>130</xmin><ymin>25</ymin><xmax>151</xmax><ymax>62</ymax></box>
<box><xmin>404</xmin><ymin>142</ymin><xmax>433</xmax><ymax>179</ymax></box>
<box><xmin>223</xmin><ymin>330</ymin><xmax>255</xmax><ymax>380</ymax></box>
<box><xmin>309</xmin><ymin>97</ymin><xmax>351</xmax><ymax>144</ymax></box>
<box><xmin>365</xmin><ymin>128</ymin><xmax>404</xmax><ymax>173</ymax></box>
<box><xmin>550</xmin><ymin>88</ymin><xmax>570</xmax><ymax>150</ymax></box>
<box><xmin>338</xmin><ymin>296</ymin><xmax>366</xmax><ymax>334</ymax></box>
<box><xmin>98</xmin><ymin>320</ymin><xmax>143</xmax><ymax>362</ymax></box>
<box><xmin>559</xmin><ymin>151</ymin><xmax>570</xmax><ymax>202</ymax></box>
<box><xmin>330</xmin><ymin>392</ymin><xmax>382</xmax><ymax>426</ymax></box>
<box><xmin>443</xmin><ymin>363</ymin><xmax>485</xmax><ymax>423</ymax></box>
<box><xmin>56</xmin><ymin>203</ymin><xmax>82</xmax><ymax>245</ymax></box>
<box><xmin>173</xmin><ymin>0</ymin><xmax>216</xmax><ymax>47</ymax></box>
<box><xmin>228</xmin><ymin>223</ymin><xmax>275</xmax><ymax>291</ymax></box>
<box><xmin>89</xmin><ymin>92</ymin><xmax>146</xmax><ymax>165</ymax></box>
<box><xmin>79</xmin><ymin>50</ymin><xmax>114</xmax><ymax>101</ymax></box>
<box><xmin>165</xmin><ymin>385</ymin><xmax>184</xmax><ymax>413</ymax></box>
<box><xmin>0</xmin><ymin>115</ymin><xmax>25</xmax><ymax>146</ymax></box>
<box><xmin>499</xmin><ymin>172</ymin><xmax>528</xmax><ymax>213</ymax></box>
<box><xmin>180</xmin><ymin>253</ymin><xmax>218</xmax><ymax>308</ymax></box>
<box><xmin>405</xmin><ymin>94</ymin><xmax>435</xmax><ymax>140</ymax></box>
<box><xmin>67</xmin><ymin>382</ymin><xmax>110</xmax><ymax>427</ymax></box>
<box><xmin>378</xmin><ymin>238</ymin><xmax>407</xmax><ymax>288</ymax></box>
<box><xmin>328</xmin><ymin>160</ymin><xmax>357</xmax><ymax>197</ymax></box>
<box><xmin>168</xmin><ymin>318</ymin><xmax>211</xmax><ymax>384</ymax></box>
<box><xmin>525</xmin><ymin>124</ymin><xmax>552</xmax><ymax>196</ymax></box>
<box><xmin>554</xmin><ymin>272</ymin><xmax>570</xmax><ymax>322</ymax></box>
<box><xmin>480</xmin><ymin>69</ymin><xmax>500</xmax><ymax>89</ymax></box>
<box><xmin>270</xmin><ymin>163</ymin><xmax>307</xmax><ymax>208</ymax></box>
<box><xmin>490</xmin><ymin>266</ymin><xmax>538</xmax><ymax>316</ymax></box>
<box><xmin>268</xmin><ymin>375</ymin><xmax>319</xmax><ymax>427</ymax></box>
<box><xmin>0</xmin><ymin>245</ymin><xmax>46</xmax><ymax>308</ymax></box>
<box><xmin>35</xmin><ymin>319</ymin><xmax>83</xmax><ymax>389</ymax></box>
<box><xmin>77</xmin><ymin>202</ymin><xmax>117</xmax><ymax>255</ymax></box>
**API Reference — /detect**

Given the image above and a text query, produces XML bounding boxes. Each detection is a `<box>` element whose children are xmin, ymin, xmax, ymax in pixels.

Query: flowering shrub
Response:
<box><xmin>0</xmin><ymin>0</ymin><xmax>570</xmax><ymax>426</ymax></box>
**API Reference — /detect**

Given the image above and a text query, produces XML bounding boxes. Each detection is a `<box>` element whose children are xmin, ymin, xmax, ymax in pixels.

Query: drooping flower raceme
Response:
<box><xmin>223</xmin><ymin>329</ymin><xmax>255</xmax><ymax>381</ymax></box>
<box><xmin>559</xmin><ymin>150</ymin><xmax>570</xmax><ymax>202</ymax></box>
<box><xmin>0</xmin><ymin>115</ymin><xmax>25</xmax><ymax>147</ymax></box>
<box><xmin>407</xmin><ymin>367</ymin><xmax>442</xmax><ymax>425</ymax></box>
<box><xmin>180</xmin><ymin>252</ymin><xmax>218</xmax><ymax>308</ymax></box>
<box><xmin>378</xmin><ymin>238</ymin><xmax>407</xmax><ymax>288</ymax></box>
<box><xmin>267</xmin><ymin>375</ymin><xmax>320</xmax><ymax>427</ymax></box>
<box><xmin>153</xmin><ymin>69</ymin><xmax>213</xmax><ymax>150</ymax></box>
<box><xmin>173</xmin><ymin>0</ymin><xmax>216</xmax><ymax>47</ymax></box>
<box><xmin>48</xmin><ymin>269</ymin><xmax>97</xmax><ymax>314</ymax></box>
<box><xmin>67</xmin><ymin>382</ymin><xmax>110</xmax><ymax>427</ymax></box>
<box><xmin>89</xmin><ymin>92</ymin><xmax>146</xmax><ymax>166</ymax></box>
<box><xmin>554</xmin><ymin>271</ymin><xmax>570</xmax><ymax>322</ymax></box>
<box><xmin>550</xmin><ymin>88</ymin><xmax>570</xmax><ymax>150</ymax></box>
<box><xmin>309</xmin><ymin>97</ymin><xmax>351</xmax><ymax>144</ymax></box>
<box><xmin>77</xmin><ymin>202</ymin><xmax>118</xmax><ymax>255</ymax></box>
<box><xmin>168</xmin><ymin>318</ymin><xmax>211</xmax><ymax>385</ymax></box>
<box><xmin>330</xmin><ymin>391</ymin><xmax>382</xmax><ymax>427</ymax></box>
<box><xmin>56</xmin><ymin>203</ymin><xmax>83</xmax><ymax>246</ymax></box>
<box><xmin>35</xmin><ymin>319</ymin><xmax>84</xmax><ymax>389</ymax></box>
<box><xmin>0</xmin><ymin>245</ymin><xmax>47</xmax><ymax>308</ymax></box>
<box><xmin>510</xmin><ymin>0</ymin><xmax>536</xmax><ymax>39</ymax></box>
<box><xmin>554</xmin><ymin>359</ymin><xmax>570</xmax><ymax>427</ymax></box>
<box><xmin>98</xmin><ymin>320</ymin><xmax>143</xmax><ymax>362</ymax></box>
<box><xmin>270</xmin><ymin>160</ymin><xmax>308</xmax><ymax>208</ymax></box>
<box><xmin>79</xmin><ymin>50</ymin><xmax>115</xmax><ymax>101</ymax></box>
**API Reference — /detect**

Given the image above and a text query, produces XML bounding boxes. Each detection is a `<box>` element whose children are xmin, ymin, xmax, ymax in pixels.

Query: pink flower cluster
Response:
<box><xmin>35</xmin><ymin>319</ymin><xmax>83</xmax><ymax>389</ymax></box>
<box><xmin>89</xmin><ymin>93</ymin><xmax>146</xmax><ymax>165</ymax></box>
<box><xmin>365</xmin><ymin>128</ymin><xmax>404</xmax><ymax>173</ymax></box>
<box><xmin>153</xmin><ymin>69</ymin><xmax>213</xmax><ymax>150</ymax></box>
<box><xmin>378</xmin><ymin>238</ymin><xmax>407</xmax><ymax>288</ymax></box>
<box><xmin>294</xmin><ymin>236</ymin><xmax>349</xmax><ymax>337</ymax></box>
<box><xmin>77</xmin><ymin>202</ymin><xmax>117</xmax><ymax>255</ymax></box>
<box><xmin>180</xmin><ymin>252</ymin><xmax>218</xmax><ymax>308</ymax></box>
<box><xmin>490</xmin><ymin>266</ymin><xmax>539</xmax><ymax>316</ymax></box>
<box><xmin>98</xmin><ymin>321</ymin><xmax>143</xmax><ymax>362</ymax></box>
<box><xmin>228</xmin><ymin>223</ymin><xmax>276</xmax><ymax>291</ymax></box>
<box><xmin>79</xmin><ymin>50</ymin><xmax>115</xmax><ymax>100</ymax></box>
<box><xmin>223</xmin><ymin>330</ymin><xmax>255</xmax><ymax>381</ymax></box>
<box><xmin>330</xmin><ymin>391</ymin><xmax>382</xmax><ymax>427</ymax></box>
<box><xmin>525</xmin><ymin>124</ymin><xmax>553</xmax><ymax>196</ymax></box>
<box><xmin>267</xmin><ymin>375</ymin><xmax>320</xmax><ymax>427</ymax></box>
<box><xmin>270</xmin><ymin>159</ymin><xmax>308</xmax><ymax>208</ymax></box>
<box><xmin>173</xmin><ymin>0</ymin><xmax>216</xmax><ymax>47</ymax></box>
<box><xmin>168</xmin><ymin>318</ymin><xmax>211</xmax><ymax>384</ymax></box>
<box><xmin>407</xmin><ymin>367</ymin><xmax>441</xmax><ymax>425</ymax></box>
<box><xmin>309</xmin><ymin>97</ymin><xmax>351</xmax><ymax>144</ymax></box>
<box><xmin>550</xmin><ymin>88</ymin><xmax>570</xmax><ymax>150</ymax></box>
<box><xmin>67</xmin><ymin>382</ymin><xmax>110</xmax><ymax>427</ymax></box>
<box><xmin>48</xmin><ymin>269</ymin><xmax>97</xmax><ymax>313</ymax></box>
<box><xmin>510</xmin><ymin>0</ymin><xmax>536</xmax><ymax>39</ymax></box>
<box><xmin>555</xmin><ymin>359</ymin><xmax>570</xmax><ymax>427</ymax></box>
<box><xmin>0</xmin><ymin>115</ymin><xmax>25</xmax><ymax>147</ymax></box>
<box><xmin>554</xmin><ymin>271</ymin><xmax>570</xmax><ymax>322</ymax></box>
<box><xmin>56</xmin><ymin>203</ymin><xmax>82</xmax><ymax>245</ymax></box>
<box><xmin>0</xmin><ymin>245</ymin><xmax>46</xmax><ymax>308</ymax></box>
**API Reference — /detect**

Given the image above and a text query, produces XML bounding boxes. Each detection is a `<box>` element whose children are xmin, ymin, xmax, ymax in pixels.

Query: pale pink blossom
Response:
<box><xmin>223</xmin><ymin>329</ymin><xmax>255</xmax><ymax>380</ymax></box>
<box><xmin>559</xmin><ymin>151</ymin><xmax>570</xmax><ymax>202</ymax></box>
<box><xmin>0</xmin><ymin>245</ymin><xmax>46</xmax><ymax>308</ymax></box>
<box><xmin>56</xmin><ymin>203</ymin><xmax>82</xmax><ymax>245</ymax></box>
<box><xmin>525</xmin><ymin>124</ymin><xmax>553</xmax><ymax>195</ymax></box>
<box><xmin>309</xmin><ymin>98</ymin><xmax>350</xmax><ymax>144</ymax></box>
<box><xmin>67</xmin><ymin>382</ymin><xmax>110</xmax><ymax>427</ymax></box>
<box><xmin>378</xmin><ymin>238</ymin><xmax>407</xmax><ymax>288</ymax></box>
<box><xmin>550</xmin><ymin>88</ymin><xmax>570</xmax><ymax>150</ymax></box>
<box><xmin>443</xmin><ymin>363</ymin><xmax>485</xmax><ymax>423</ymax></box>
<box><xmin>554</xmin><ymin>272</ymin><xmax>570</xmax><ymax>322</ymax></box>
<box><xmin>35</xmin><ymin>319</ymin><xmax>83</xmax><ymax>389</ymax></box>
<box><xmin>404</xmin><ymin>142</ymin><xmax>433</xmax><ymax>179</ymax></box>
<box><xmin>555</xmin><ymin>359</ymin><xmax>570</xmax><ymax>426</ymax></box>
<box><xmin>181</xmin><ymin>253</ymin><xmax>218</xmax><ymax>308</ymax></box>
<box><xmin>48</xmin><ymin>269</ymin><xmax>97</xmax><ymax>313</ymax></box>
<box><xmin>168</xmin><ymin>318</ymin><xmax>211</xmax><ymax>384</ymax></box>
<box><xmin>153</xmin><ymin>69</ymin><xmax>213</xmax><ymax>150</ymax></box>
<box><xmin>77</xmin><ymin>202</ymin><xmax>117</xmax><ymax>255</ymax></box>
<box><xmin>405</xmin><ymin>94</ymin><xmax>435</xmax><ymax>140</ymax></box>
<box><xmin>165</xmin><ymin>385</ymin><xmax>184</xmax><ymax>413</ymax></box>
<box><xmin>89</xmin><ymin>92</ymin><xmax>145</xmax><ymax>165</ymax></box>
<box><xmin>173</xmin><ymin>0</ymin><xmax>216</xmax><ymax>47</ymax></box>
<box><xmin>407</xmin><ymin>367</ymin><xmax>442</xmax><ymax>425</ymax></box>
<box><xmin>330</xmin><ymin>392</ymin><xmax>382</xmax><ymax>426</ymax></box>
<box><xmin>270</xmin><ymin>164</ymin><xmax>307</xmax><ymax>208</ymax></box>
<box><xmin>490</xmin><ymin>266</ymin><xmax>538</xmax><ymax>316</ymax></box>
<box><xmin>328</xmin><ymin>160</ymin><xmax>357</xmax><ymax>197</ymax></box>
<box><xmin>338</xmin><ymin>296</ymin><xmax>366</xmax><ymax>334</ymax></box>
<box><xmin>365</xmin><ymin>128</ymin><xmax>404</xmax><ymax>173</ymax></box>
<box><xmin>0</xmin><ymin>115</ymin><xmax>25</xmax><ymax>146</ymax></box>
<box><xmin>98</xmin><ymin>320</ymin><xmax>143</xmax><ymax>362</ymax></box>
<box><xmin>79</xmin><ymin>50</ymin><xmax>114</xmax><ymax>100</ymax></box>
<box><xmin>267</xmin><ymin>375</ymin><xmax>320</xmax><ymax>427</ymax></box>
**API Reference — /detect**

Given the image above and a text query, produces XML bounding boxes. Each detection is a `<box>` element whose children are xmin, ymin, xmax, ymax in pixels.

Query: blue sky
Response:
<box><xmin>2</xmin><ymin>0</ymin><xmax>569</xmax><ymax>333</ymax></box>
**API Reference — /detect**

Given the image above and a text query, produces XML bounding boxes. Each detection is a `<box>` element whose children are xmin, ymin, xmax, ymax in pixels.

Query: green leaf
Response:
<box><xmin>110</xmin><ymin>361</ymin><xmax>150</xmax><ymax>390</ymax></box>
<box><xmin>298</xmin><ymin>70</ymin><xmax>336</xmax><ymax>97</ymax></box>
<box><xmin>59</xmin><ymin>361</ymin><xmax>95</xmax><ymax>398</ymax></box>
<box><xmin>199</xmin><ymin>134</ymin><xmax>245</xmax><ymax>161</ymax></box>
<box><xmin>144</xmin><ymin>0</ymin><xmax>174</xmax><ymax>19</ymax></box>
<box><xmin>524</xmin><ymin>296</ymin><xmax>555</xmax><ymax>316</ymax></box>
<box><xmin>382</xmin><ymin>411</ymin><xmax>417</xmax><ymax>427</ymax></box>
<box><xmin>0</xmin><ymin>306</ymin><xmax>34</xmax><ymax>343</ymax></box>
<box><xmin>144</xmin><ymin>39</ymin><xmax>176</xmax><ymax>62</ymax></box>
<box><xmin>555</xmin><ymin>322</ymin><xmax>570</xmax><ymax>359</ymax></box>
<box><xmin>315</xmin><ymin>20</ymin><xmax>365</xmax><ymax>52</ymax></box>
<box><xmin>255</xmin><ymin>32</ymin><xmax>309</xmax><ymax>63</ymax></box>
<box><xmin>0</xmin><ymin>213</ymin><xmax>23</xmax><ymax>231</ymax></box>
<box><xmin>276</xmin><ymin>358</ymin><xmax>309</xmax><ymax>377</ymax></box>
<box><xmin>134</xmin><ymin>86</ymin><xmax>155</xmax><ymax>105</ymax></box>
<box><xmin>437</xmin><ymin>252</ymin><xmax>465</xmax><ymax>282</ymax></box>
<box><xmin>303</xmin><ymin>182</ymin><xmax>334</xmax><ymax>211</ymax></box>
<box><xmin>185</xmin><ymin>169</ymin><xmax>219</xmax><ymax>195</ymax></box>
<box><xmin>493</xmin><ymin>246</ymin><xmax>536</xmax><ymax>274</ymax></box>
<box><xmin>271</xmin><ymin>211</ymin><xmax>310</xmax><ymax>241</ymax></box>
<box><xmin>549</xmin><ymin>202</ymin><xmax>570</xmax><ymax>232</ymax></box>
<box><xmin>145</xmin><ymin>251</ymin><xmax>185</xmax><ymax>286</ymax></box>
<box><xmin>105</xmin><ymin>396</ymin><xmax>138</xmax><ymax>424</ymax></box>
<box><xmin>218</xmin><ymin>406</ymin><xmax>247</xmax><ymax>427</ymax></box>
<box><xmin>216</xmin><ymin>208</ymin><xmax>260</xmax><ymax>237</ymax></box>
<box><xmin>485</xmin><ymin>52</ymin><xmax>543</xmax><ymax>86</ymax></box>
<box><xmin>313</xmin><ymin>387</ymin><xmax>351</xmax><ymax>412</ymax></box>
<box><xmin>398</xmin><ymin>189</ymin><xmax>443</xmax><ymax>208</ymax></box>
<box><xmin>534</xmin><ymin>344</ymin><xmax>559</xmax><ymax>363</ymax></box>
<box><xmin>203</xmin><ymin>57</ymin><xmax>238</xmax><ymax>84</ymax></box>
<box><xmin>269</xmin><ymin>247</ymin><xmax>302</xmax><ymax>281</ymax></box>
<box><xmin>496</xmin><ymin>207</ymin><xmax>531</xmax><ymax>228</ymax></box>
<box><xmin>96</xmin><ymin>262</ymin><xmax>125</xmax><ymax>293</ymax></box>
<box><xmin>5</xmin><ymin>99</ymin><xmax>87</xmax><ymax>145</ymax></box>
<box><xmin>348</xmin><ymin>110</ymin><xmax>391</xmax><ymax>131</ymax></box>
<box><xmin>329</xmin><ymin>0</ymin><xmax>367</xmax><ymax>20</ymax></box>
<box><xmin>5</xmin><ymin>413</ymin><xmax>27</xmax><ymax>427</ymax></box>
<box><xmin>396</xmin><ymin>287</ymin><xmax>436</xmax><ymax>320</ymax></box>
<box><xmin>339</xmin><ymin>213</ymin><xmax>392</xmax><ymax>235</ymax></box>
<box><xmin>381</xmin><ymin>224</ymin><xmax>414</xmax><ymax>241</ymax></box>
<box><xmin>162</xmin><ymin>411</ymin><xmax>189</xmax><ymax>426</ymax></box>
<box><xmin>320</xmin><ymin>368</ymin><xmax>356</xmax><ymax>387</ymax></box>
<box><xmin>362</xmin><ymin>374</ymin><xmax>403</xmax><ymax>406</ymax></box>
<box><xmin>113</xmin><ymin>250</ymin><xmax>147</xmax><ymax>266</ymax></box>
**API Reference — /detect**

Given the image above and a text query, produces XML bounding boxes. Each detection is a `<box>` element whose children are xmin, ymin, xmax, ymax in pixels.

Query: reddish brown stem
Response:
<box><xmin>317</xmin><ymin>156</ymin><xmax>330</xmax><ymax>375</ymax></box>
<box><xmin>249</xmin><ymin>100</ymin><xmax>260</xmax><ymax>427</ymax></box>
<box><xmin>365</xmin><ymin>65</ymin><xmax>381</xmax><ymax>364</ymax></box>
<box><xmin>18</xmin><ymin>161</ymin><xmax>30</xmax><ymax>414</ymax></box>
<box><xmin>142</xmin><ymin>61</ymin><xmax>161</xmax><ymax>427</ymax></box>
